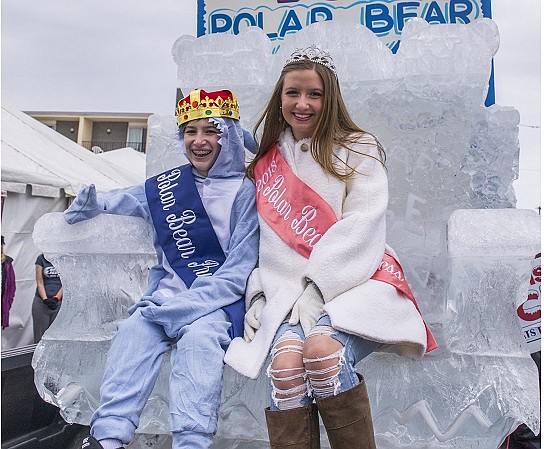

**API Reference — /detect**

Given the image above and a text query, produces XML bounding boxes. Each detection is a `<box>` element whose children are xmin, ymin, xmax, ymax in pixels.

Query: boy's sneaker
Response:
<box><xmin>81</xmin><ymin>435</ymin><xmax>124</xmax><ymax>449</ymax></box>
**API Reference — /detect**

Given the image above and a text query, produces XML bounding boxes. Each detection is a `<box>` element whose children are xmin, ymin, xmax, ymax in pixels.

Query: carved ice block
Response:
<box><xmin>31</xmin><ymin>212</ymin><xmax>164</xmax><ymax>427</ymax></box>
<box><xmin>358</xmin><ymin>209</ymin><xmax>540</xmax><ymax>449</ymax></box>
<box><xmin>31</xmin><ymin>212</ymin><xmax>271</xmax><ymax>447</ymax></box>
<box><xmin>30</xmin><ymin>17</ymin><xmax>540</xmax><ymax>449</ymax></box>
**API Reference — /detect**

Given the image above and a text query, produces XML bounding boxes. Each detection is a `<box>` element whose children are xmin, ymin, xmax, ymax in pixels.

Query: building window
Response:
<box><xmin>127</xmin><ymin>126</ymin><xmax>146</xmax><ymax>152</ymax></box>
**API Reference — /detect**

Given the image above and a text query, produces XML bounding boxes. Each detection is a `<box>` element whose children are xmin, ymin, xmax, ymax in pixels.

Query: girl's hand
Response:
<box><xmin>244</xmin><ymin>295</ymin><xmax>266</xmax><ymax>342</ymax></box>
<box><xmin>289</xmin><ymin>282</ymin><xmax>324</xmax><ymax>336</ymax></box>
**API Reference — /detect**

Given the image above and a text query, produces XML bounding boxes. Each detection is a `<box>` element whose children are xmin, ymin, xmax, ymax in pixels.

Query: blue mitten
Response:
<box><xmin>64</xmin><ymin>184</ymin><xmax>104</xmax><ymax>224</ymax></box>
<box><xmin>65</xmin><ymin>184</ymin><xmax>148</xmax><ymax>225</ymax></box>
<box><xmin>139</xmin><ymin>301</ymin><xmax>185</xmax><ymax>339</ymax></box>
<box><xmin>128</xmin><ymin>295</ymin><xmax>168</xmax><ymax>315</ymax></box>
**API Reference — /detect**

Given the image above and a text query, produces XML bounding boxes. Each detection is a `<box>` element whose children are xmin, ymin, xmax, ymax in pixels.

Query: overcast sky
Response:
<box><xmin>1</xmin><ymin>0</ymin><xmax>540</xmax><ymax>210</ymax></box>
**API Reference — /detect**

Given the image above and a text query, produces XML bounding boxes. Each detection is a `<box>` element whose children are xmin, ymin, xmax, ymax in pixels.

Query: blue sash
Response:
<box><xmin>145</xmin><ymin>164</ymin><xmax>244</xmax><ymax>338</ymax></box>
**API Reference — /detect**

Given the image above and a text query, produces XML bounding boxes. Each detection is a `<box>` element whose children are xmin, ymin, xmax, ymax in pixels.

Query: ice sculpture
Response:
<box><xmin>361</xmin><ymin>208</ymin><xmax>540</xmax><ymax>448</ymax></box>
<box><xmin>31</xmin><ymin>214</ymin><xmax>156</xmax><ymax>424</ymax></box>
<box><xmin>145</xmin><ymin>114</ymin><xmax>187</xmax><ymax>179</ymax></box>
<box><xmin>32</xmin><ymin>18</ymin><xmax>539</xmax><ymax>449</ymax></box>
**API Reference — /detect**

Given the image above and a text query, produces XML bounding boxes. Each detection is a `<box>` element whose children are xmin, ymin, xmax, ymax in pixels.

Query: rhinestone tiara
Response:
<box><xmin>283</xmin><ymin>44</ymin><xmax>337</xmax><ymax>77</ymax></box>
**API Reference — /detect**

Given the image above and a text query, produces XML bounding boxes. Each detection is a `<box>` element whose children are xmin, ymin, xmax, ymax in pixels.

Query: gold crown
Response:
<box><xmin>176</xmin><ymin>88</ymin><xmax>240</xmax><ymax>126</ymax></box>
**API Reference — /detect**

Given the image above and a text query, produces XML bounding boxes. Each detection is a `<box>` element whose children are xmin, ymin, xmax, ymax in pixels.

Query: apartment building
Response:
<box><xmin>25</xmin><ymin>111</ymin><xmax>152</xmax><ymax>153</ymax></box>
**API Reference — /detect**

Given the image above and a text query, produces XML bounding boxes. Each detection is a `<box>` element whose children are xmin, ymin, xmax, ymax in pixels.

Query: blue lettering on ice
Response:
<box><xmin>309</xmin><ymin>6</ymin><xmax>333</xmax><ymax>25</ymax></box>
<box><xmin>364</xmin><ymin>4</ymin><xmax>393</xmax><ymax>35</ymax></box>
<box><xmin>279</xmin><ymin>9</ymin><xmax>303</xmax><ymax>37</ymax></box>
<box><xmin>233</xmin><ymin>12</ymin><xmax>258</xmax><ymax>34</ymax></box>
<box><xmin>395</xmin><ymin>2</ymin><xmax>419</xmax><ymax>33</ymax></box>
<box><xmin>423</xmin><ymin>2</ymin><xmax>447</xmax><ymax>24</ymax></box>
<box><xmin>450</xmin><ymin>0</ymin><xmax>473</xmax><ymax>24</ymax></box>
<box><xmin>207</xmin><ymin>1</ymin><xmax>481</xmax><ymax>37</ymax></box>
<box><xmin>210</xmin><ymin>13</ymin><xmax>231</xmax><ymax>34</ymax></box>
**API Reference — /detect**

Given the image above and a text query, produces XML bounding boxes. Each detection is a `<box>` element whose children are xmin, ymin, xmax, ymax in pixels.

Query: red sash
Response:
<box><xmin>373</xmin><ymin>254</ymin><xmax>437</xmax><ymax>352</ymax></box>
<box><xmin>254</xmin><ymin>145</ymin><xmax>437</xmax><ymax>352</ymax></box>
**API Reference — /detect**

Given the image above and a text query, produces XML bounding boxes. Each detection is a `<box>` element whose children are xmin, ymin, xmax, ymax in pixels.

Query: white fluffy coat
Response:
<box><xmin>225</xmin><ymin>129</ymin><xmax>427</xmax><ymax>379</ymax></box>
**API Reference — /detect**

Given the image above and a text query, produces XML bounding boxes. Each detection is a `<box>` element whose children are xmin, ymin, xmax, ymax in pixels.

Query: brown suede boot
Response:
<box><xmin>315</xmin><ymin>375</ymin><xmax>376</xmax><ymax>449</ymax></box>
<box><xmin>265</xmin><ymin>404</ymin><xmax>321</xmax><ymax>449</ymax></box>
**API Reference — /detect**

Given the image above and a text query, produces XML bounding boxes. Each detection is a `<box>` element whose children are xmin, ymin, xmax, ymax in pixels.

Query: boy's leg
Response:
<box><xmin>91</xmin><ymin>308</ymin><xmax>172</xmax><ymax>446</ymax></box>
<box><xmin>169</xmin><ymin>308</ymin><xmax>232</xmax><ymax>449</ymax></box>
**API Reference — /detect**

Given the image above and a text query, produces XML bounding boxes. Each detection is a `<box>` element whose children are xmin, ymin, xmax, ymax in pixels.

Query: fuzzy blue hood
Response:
<box><xmin>179</xmin><ymin>117</ymin><xmax>256</xmax><ymax>179</ymax></box>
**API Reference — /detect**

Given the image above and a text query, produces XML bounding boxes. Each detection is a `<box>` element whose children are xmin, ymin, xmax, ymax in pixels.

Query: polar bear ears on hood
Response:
<box><xmin>175</xmin><ymin>88</ymin><xmax>257</xmax><ymax>178</ymax></box>
<box><xmin>242</xmin><ymin>128</ymin><xmax>257</xmax><ymax>154</ymax></box>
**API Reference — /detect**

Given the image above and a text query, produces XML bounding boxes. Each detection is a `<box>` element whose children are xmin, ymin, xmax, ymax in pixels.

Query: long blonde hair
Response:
<box><xmin>247</xmin><ymin>59</ymin><xmax>386</xmax><ymax>181</ymax></box>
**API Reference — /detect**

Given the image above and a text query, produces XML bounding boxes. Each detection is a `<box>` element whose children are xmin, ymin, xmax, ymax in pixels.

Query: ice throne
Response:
<box><xmin>32</xmin><ymin>19</ymin><xmax>540</xmax><ymax>449</ymax></box>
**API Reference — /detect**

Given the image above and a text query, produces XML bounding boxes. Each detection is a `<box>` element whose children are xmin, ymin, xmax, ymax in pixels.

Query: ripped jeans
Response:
<box><xmin>267</xmin><ymin>314</ymin><xmax>380</xmax><ymax>411</ymax></box>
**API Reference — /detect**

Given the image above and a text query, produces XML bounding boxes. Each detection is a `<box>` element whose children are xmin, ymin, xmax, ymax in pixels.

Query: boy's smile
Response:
<box><xmin>183</xmin><ymin>118</ymin><xmax>222</xmax><ymax>177</ymax></box>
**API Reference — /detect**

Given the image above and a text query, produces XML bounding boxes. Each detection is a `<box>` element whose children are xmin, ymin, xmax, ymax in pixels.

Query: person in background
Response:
<box><xmin>32</xmin><ymin>253</ymin><xmax>63</xmax><ymax>342</ymax></box>
<box><xmin>1</xmin><ymin>235</ymin><xmax>16</xmax><ymax>330</ymax></box>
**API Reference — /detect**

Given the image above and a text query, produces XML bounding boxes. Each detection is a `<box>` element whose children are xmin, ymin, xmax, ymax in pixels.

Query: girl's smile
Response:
<box><xmin>281</xmin><ymin>69</ymin><xmax>324</xmax><ymax>141</ymax></box>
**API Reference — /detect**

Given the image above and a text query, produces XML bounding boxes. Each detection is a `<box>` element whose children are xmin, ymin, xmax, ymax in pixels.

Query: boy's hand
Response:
<box><xmin>64</xmin><ymin>185</ymin><xmax>103</xmax><ymax>224</ymax></box>
<box><xmin>244</xmin><ymin>295</ymin><xmax>266</xmax><ymax>342</ymax></box>
<box><xmin>128</xmin><ymin>295</ymin><xmax>167</xmax><ymax>315</ymax></box>
<box><xmin>289</xmin><ymin>283</ymin><xmax>324</xmax><ymax>336</ymax></box>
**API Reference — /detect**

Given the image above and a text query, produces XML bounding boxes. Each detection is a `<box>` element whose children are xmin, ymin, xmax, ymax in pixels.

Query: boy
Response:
<box><xmin>66</xmin><ymin>89</ymin><xmax>259</xmax><ymax>449</ymax></box>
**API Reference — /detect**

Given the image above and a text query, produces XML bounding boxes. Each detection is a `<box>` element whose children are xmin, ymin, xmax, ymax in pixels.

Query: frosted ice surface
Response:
<box><xmin>358</xmin><ymin>209</ymin><xmax>540</xmax><ymax>449</ymax></box>
<box><xmin>172</xmin><ymin>29</ymin><xmax>274</xmax><ymax>129</ymax></box>
<box><xmin>396</xmin><ymin>19</ymin><xmax>500</xmax><ymax>77</ymax></box>
<box><xmin>32</xmin><ymin>211</ymin><xmax>155</xmax><ymax>255</ymax></box>
<box><xmin>32</xmin><ymin>18</ymin><xmax>540</xmax><ymax>449</ymax></box>
<box><xmin>32</xmin><ymin>213</ymin><xmax>157</xmax><ymax>431</ymax></box>
<box><xmin>145</xmin><ymin>114</ymin><xmax>188</xmax><ymax>179</ymax></box>
<box><xmin>448</xmin><ymin>209</ymin><xmax>540</xmax><ymax>257</ymax></box>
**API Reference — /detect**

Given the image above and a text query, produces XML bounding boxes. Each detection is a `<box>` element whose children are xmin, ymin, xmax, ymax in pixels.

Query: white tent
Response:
<box><xmin>96</xmin><ymin>147</ymin><xmax>146</xmax><ymax>181</ymax></box>
<box><xmin>1</xmin><ymin>105</ymin><xmax>146</xmax><ymax>349</ymax></box>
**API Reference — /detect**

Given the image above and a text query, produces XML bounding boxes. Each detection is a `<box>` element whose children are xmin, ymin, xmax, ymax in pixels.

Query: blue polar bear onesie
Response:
<box><xmin>64</xmin><ymin>92</ymin><xmax>259</xmax><ymax>449</ymax></box>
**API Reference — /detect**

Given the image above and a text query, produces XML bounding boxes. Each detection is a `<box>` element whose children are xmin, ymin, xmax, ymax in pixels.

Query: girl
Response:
<box><xmin>33</xmin><ymin>253</ymin><xmax>63</xmax><ymax>342</ymax></box>
<box><xmin>225</xmin><ymin>45</ymin><xmax>436</xmax><ymax>449</ymax></box>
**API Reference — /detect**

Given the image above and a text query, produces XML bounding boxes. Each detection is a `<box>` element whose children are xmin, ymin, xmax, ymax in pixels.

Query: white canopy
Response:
<box><xmin>1</xmin><ymin>104</ymin><xmax>146</xmax><ymax>350</ymax></box>
<box><xmin>1</xmin><ymin>105</ymin><xmax>143</xmax><ymax>198</ymax></box>
<box><xmin>96</xmin><ymin>147</ymin><xmax>146</xmax><ymax>182</ymax></box>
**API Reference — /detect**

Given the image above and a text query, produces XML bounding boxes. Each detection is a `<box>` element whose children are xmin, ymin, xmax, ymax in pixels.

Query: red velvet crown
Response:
<box><xmin>176</xmin><ymin>88</ymin><xmax>240</xmax><ymax>126</ymax></box>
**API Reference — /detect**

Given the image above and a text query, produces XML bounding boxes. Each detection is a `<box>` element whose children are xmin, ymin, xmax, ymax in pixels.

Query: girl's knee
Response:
<box><xmin>268</xmin><ymin>331</ymin><xmax>308</xmax><ymax>410</ymax></box>
<box><xmin>270</xmin><ymin>330</ymin><xmax>305</xmax><ymax>371</ymax></box>
<box><xmin>303</xmin><ymin>327</ymin><xmax>346</xmax><ymax>397</ymax></box>
<box><xmin>303</xmin><ymin>332</ymin><xmax>343</xmax><ymax>360</ymax></box>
